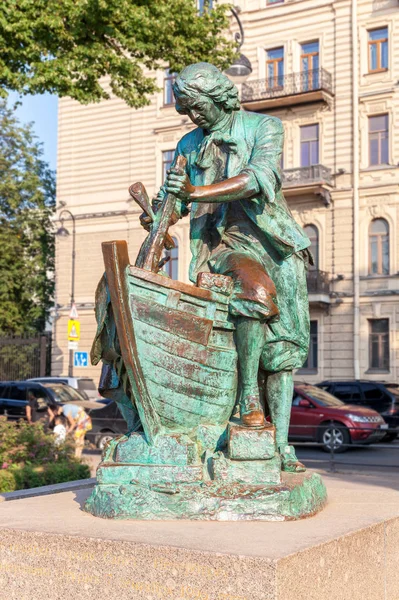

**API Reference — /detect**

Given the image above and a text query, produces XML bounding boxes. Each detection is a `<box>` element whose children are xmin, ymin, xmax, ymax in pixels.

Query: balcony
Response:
<box><xmin>241</xmin><ymin>68</ymin><xmax>334</xmax><ymax>111</ymax></box>
<box><xmin>306</xmin><ymin>269</ymin><xmax>331</xmax><ymax>306</ymax></box>
<box><xmin>282</xmin><ymin>165</ymin><xmax>333</xmax><ymax>205</ymax></box>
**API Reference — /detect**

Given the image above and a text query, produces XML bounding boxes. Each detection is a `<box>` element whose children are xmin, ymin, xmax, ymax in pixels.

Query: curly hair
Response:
<box><xmin>173</xmin><ymin>63</ymin><xmax>240</xmax><ymax>113</ymax></box>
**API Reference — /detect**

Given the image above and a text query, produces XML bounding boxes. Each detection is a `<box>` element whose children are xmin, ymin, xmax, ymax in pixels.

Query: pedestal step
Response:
<box><xmin>212</xmin><ymin>452</ymin><xmax>281</xmax><ymax>485</ymax></box>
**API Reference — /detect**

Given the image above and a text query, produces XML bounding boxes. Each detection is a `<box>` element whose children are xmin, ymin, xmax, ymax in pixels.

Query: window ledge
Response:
<box><xmin>365</xmin><ymin>369</ymin><xmax>390</xmax><ymax>375</ymax></box>
<box><xmin>361</xmin><ymin>165</ymin><xmax>397</xmax><ymax>172</ymax></box>
<box><xmin>364</xmin><ymin>69</ymin><xmax>389</xmax><ymax>76</ymax></box>
<box><xmin>296</xmin><ymin>369</ymin><xmax>318</xmax><ymax>375</ymax></box>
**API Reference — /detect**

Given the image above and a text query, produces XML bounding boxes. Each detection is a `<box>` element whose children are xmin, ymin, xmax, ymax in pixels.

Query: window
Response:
<box><xmin>369</xmin><ymin>218</ymin><xmax>389</xmax><ymax>275</ymax></box>
<box><xmin>368</xmin><ymin>27</ymin><xmax>388</xmax><ymax>73</ymax></box>
<box><xmin>9</xmin><ymin>385</ymin><xmax>27</xmax><ymax>401</ymax></box>
<box><xmin>369</xmin><ymin>114</ymin><xmax>389</xmax><ymax>166</ymax></box>
<box><xmin>267</xmin><ymin>47</ymin><xmax>284</xmax><ymax>89</ymax></box>
<box><xmin>304</xmin><ymin>224</ymin><xmax>319</xmax><ymax>270</ymax></box>
<box><xmin>333</xmin><ymin>384</ymin><xmax>362</xmax><ymax>403</ymax></box>
<box><xmin>163</xmin><ymin>70</ymin><xmax>176</xmax><ymax>106</ymax></box>
<box><xmin>162</xmin><ymin>150</ymin><xmax>174</xmax><ymax>184</ymax></box>
<box><xmin>302</xmin><ymin>321</ymin><xmax>318</xmax><ymax>370</ymax></box>
<box><xmin>301</xmin><ymin>41</ymin><xmax>319</xmax><ymax>90</ymax></box>
<box><xmin>267</xmin><ymin>0</ymin><xmax>284</xmax><ymax>4</ymax></box>
<box><xmin>300</xmin><ymin>124</ymin><xmax>319</xmax><ymax>167</ymax></box>
<box><xmin>163</xmin><ymin>237</ymin><xmax>179</xmax><ymax>280</ymax></box>
<box><xmin>369</xmin><ymin>319</ymin><xmax>389</xmax><ymax>371</ymax></box>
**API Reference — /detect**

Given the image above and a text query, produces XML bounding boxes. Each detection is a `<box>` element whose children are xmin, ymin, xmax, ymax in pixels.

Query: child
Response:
<box><xmin>53</xmin><ymin>414</ymin><xmax>67</xmax><ymax>446</ymax></box>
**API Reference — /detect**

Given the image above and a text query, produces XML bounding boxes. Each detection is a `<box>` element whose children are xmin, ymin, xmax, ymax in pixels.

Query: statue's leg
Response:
<box><xmin>266</xmin><ymin>370</ymin><xmax>306</xmax><ymax>472</ymax></box>
<box><xmin>235</xmin><ymin>317</ymin><xmax>266</xmax><ymax>427</ymax></box>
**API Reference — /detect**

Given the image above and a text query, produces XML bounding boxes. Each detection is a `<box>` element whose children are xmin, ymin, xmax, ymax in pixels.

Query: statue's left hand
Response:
<box><xmin>165</xmin><ymin>168</ymin><xmax>195</xmax><ymax>201</ymax></box>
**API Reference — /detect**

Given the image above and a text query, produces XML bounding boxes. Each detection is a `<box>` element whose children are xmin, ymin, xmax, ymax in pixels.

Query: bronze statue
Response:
<box><xmin>85</xmin><ymin>62</ymin><xmax>326</xmax><ymax>521</ymax></box>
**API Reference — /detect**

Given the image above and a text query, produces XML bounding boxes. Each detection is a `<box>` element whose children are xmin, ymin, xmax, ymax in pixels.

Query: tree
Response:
<box><xmin>0</xmin><ymin>99</ymin><xmax>55</xmax><ymax>335</ymax></box>
<box><xmin>0</xmin><ymin>0</ymin><xmax>235</xmax><ymax>108</ymax></box>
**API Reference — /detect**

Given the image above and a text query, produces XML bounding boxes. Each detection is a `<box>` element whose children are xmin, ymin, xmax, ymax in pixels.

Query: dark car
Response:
<box><xmin>317</xmin><ymin>380</ymin><xmax>399</xmax><ymax>442</ymax></box>
<box><xmin>289</xmin><ymin>383</ymin><xmax>388</xmax><ymax>452</ymax></box>
<box><xmin>0</xmin><ymin>381</ymin><xmax>87</xmax><ymax>421</ymax></box>
<box><xmin>85</xmin><ymin>400</ymin><xmax>128</xmax><ymax>449</ymax></box>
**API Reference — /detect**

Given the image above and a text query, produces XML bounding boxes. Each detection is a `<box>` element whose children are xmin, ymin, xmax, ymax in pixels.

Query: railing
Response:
<box><xmin>306</xmin><ymin>269</ymin><xmax>330</xmax><ymax>295</ymax></box>
<box><xmin>0</xmin><ymin>334</ymin><xmax>52</xmax><ymax>381</ymax></box>
<box><xmin>241</xmin><ymin>68</ymin><xmax>333</xmax><ymax>102</ymax></box>
<box><xmin>282</xmin><ymin>164</ymin><xmax>333</xmax><ymax>188</ymax></box>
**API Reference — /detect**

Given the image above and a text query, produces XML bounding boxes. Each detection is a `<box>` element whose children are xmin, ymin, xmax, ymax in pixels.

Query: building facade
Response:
<box><xmin>54</xmin><ymin>0</ymin><xmax>399</xmax><ymax>386</ymax></box>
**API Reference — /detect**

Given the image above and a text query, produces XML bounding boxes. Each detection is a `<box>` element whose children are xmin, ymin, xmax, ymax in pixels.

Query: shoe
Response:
<box><xmin>240</xmin><ymin>395</ymin><xmax>265</xmax><ymax>428</ymax></box>
<box><xmin>279</xmin><ymin>445</ymin><xmax>306</xmax><ymax>473</ymax></box>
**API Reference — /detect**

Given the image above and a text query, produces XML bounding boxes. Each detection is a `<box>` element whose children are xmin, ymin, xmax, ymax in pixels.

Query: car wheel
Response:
<box><xmin>97</xmin><ymin>432</ymin><xmax>115</xmax><ymax>450</ymax></box>
<box><xmin>318</xmin><ymin>422</ymin><xmax>350</xmax><ymax>453</ymax></box>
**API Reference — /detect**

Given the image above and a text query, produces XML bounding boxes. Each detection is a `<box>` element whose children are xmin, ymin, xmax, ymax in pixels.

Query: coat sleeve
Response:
<box><xmin>240</xmin><ymin>116</ymin><xmax>284</xmax><ymax>204</ymax></box>
<box><xmin>152</xmin><ymin>142</ymin><xmax>190</xmax><ymax>219</ymax></box>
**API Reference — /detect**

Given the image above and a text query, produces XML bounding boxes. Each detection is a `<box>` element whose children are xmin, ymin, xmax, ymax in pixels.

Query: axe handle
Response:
<box><xmin>129</xmin><ymin>182</ymin><xmax>175</xmax><ymax>250</ymax></box>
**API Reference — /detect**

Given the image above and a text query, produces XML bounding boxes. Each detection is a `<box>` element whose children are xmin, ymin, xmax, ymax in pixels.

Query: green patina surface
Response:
<box><xmin>87</xmin><ymin>62</ymin><xmax>328</xmax><ymax>521</ymax></box>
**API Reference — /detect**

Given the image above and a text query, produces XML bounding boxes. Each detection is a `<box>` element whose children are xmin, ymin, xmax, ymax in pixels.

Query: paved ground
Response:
<box><xmin>83</xmin><ymin>439</ymin><xmax>399</xmax><ymax>478</ymax></box>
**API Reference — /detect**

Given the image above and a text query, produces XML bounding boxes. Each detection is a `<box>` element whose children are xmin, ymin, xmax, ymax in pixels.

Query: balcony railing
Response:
<box><xmin>282</xmin><ymin>165</ymin><xmax>332</xmax><ymax>188</ymax></box>
<box><xmin>306</xmin><ymin>269</ymin><xmax>330</xmax><ymax>295</ymax></box>
<box><xmin>241</xmin><ymin>68</ymin><xmax>333</xmax><ymax>104</ymax></box>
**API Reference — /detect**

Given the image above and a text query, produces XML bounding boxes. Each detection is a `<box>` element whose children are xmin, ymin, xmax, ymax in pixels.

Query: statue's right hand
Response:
<box><xmin>139</xmin><ymin>212</ymin><xmax>152</xmax><ymax>232</ymax></box>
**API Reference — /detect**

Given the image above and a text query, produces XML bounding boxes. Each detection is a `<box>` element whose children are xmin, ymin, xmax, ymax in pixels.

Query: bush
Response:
<box><xmin>0</xmin><ymin>417</ymin><xmax>90</xmax><ymax>493</ymax></box>
<box><xmin>0</xmin><ymin>469</ymin><xmax>17</xmax><ymax>493</ymax></box>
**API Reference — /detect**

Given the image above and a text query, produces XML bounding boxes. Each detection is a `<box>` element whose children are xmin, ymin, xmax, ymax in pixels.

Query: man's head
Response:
<box><xmin>173</xmin><ymin>63</ymin><xmax>240</xmax><ymax>130</ymax></box>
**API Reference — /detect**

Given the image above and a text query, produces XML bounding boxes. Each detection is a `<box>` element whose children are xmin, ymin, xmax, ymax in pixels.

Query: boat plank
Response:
<box><xmin>129</xmin><ymin>266</ymin><xmax>230</xmax><ymax>304</ymax></box>
<box><xmin>131</xmin><ymin>297</ymin><xmax>213</xmax><ymax>347</ymax></box>
<box><xmin>136</xmin><ymin>336</ymin><xmax>237</xmax><ymax>390</ymax></box>
<box><xmin>134</xmin><ymin>321</ymin><xmax>237</xmax><ymax>372</ymax></box>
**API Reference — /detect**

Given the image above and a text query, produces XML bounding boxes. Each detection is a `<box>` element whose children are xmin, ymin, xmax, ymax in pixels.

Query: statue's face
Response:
<box><xmin>176</xmin><ymin>94</ymin><xmax>225</xmax><ymax>130</ymax></box>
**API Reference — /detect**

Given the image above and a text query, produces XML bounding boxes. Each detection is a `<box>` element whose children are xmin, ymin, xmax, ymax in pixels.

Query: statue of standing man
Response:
<box><xmin>145</xmin><ymin>63</ymin><xmax>312</xmax><ymax>472</ymax></box>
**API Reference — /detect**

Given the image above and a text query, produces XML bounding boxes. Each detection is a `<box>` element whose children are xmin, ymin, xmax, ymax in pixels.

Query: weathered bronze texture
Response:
<box><xmin>85</xmin><ymin>62</ymin><xmax>327</xmax><ymax>521</ymax></box>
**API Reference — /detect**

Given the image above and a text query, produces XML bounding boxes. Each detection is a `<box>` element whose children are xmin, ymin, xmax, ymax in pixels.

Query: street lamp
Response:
<box><xmin>56</xmin><ymin>209</ymin><xmax>76</xmax><ymax>377</ymax></box>
<box><xmin>225</xmin><ymin>6</ymin><xmax>253</xmax><ymax>83</ymax></box>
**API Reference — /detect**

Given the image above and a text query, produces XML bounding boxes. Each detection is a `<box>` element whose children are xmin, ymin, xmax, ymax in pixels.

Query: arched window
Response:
<box><xmin>163</xmin><ymin>237</ymin><xmax>179</xmax><ymax>280</ymax></box>
<box><xmin>369</xmin><ymin>218</ymin><xmax>389</xmax><ymax>275</ymax></box>
<box><xmin>304</xmin><ymin>224</ymin><xmax>319</xmax><ymax>270</ymax></box>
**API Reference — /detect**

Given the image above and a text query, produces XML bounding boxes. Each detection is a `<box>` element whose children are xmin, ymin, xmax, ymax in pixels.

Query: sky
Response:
<box><xmin>7</xmin><ymin>91</ymin><xmax>58</xmax><ymax>171</ymax></box>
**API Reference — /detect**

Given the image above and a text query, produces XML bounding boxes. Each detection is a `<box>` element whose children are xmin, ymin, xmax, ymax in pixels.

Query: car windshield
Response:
<box><xmin>43</xmin><ymin>384</ymin><xmax>85</xmax><ymax>403</ymax></box>
<box><xmin>296</xmin><ymin>385</ymin><xmax>346</xmax><ymax>407</ymax></box>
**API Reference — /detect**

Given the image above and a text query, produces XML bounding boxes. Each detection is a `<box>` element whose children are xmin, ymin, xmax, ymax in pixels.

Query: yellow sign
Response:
<box><xmin>68</xmin><ymin>319</ymin><xmax>81</xmax><ymax>342</ymax></box>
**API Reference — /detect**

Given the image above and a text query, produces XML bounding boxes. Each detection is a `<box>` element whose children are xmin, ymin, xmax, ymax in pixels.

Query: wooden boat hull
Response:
<box><xmin>95</xmin><ymin>241</ymin><xmax>238</xmax><ymax>441</ymax></box>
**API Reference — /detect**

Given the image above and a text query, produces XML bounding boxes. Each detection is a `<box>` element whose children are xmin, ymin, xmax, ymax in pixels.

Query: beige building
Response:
<box><xmin>54</xmin><ymin>0</ymin><xmax>399</xmax><ymax>387</ymax></box>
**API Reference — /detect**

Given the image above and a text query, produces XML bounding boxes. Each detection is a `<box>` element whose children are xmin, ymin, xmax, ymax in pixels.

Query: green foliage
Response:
<box><xmin>0</xmin><ymin>417</ymin><xmax>90</xmax><ymax>493</ymax></box>
<box><xmin>0</xmin><ymin>100</ymin><xmax>55</xmax><ymax>335</ymax></box>
<box><xmin>0</xmin><ymin>0</ymin><xmax>235</xmax><ymax>108</ymax></box>
<box><xmin>0</xmin><ymin>469</ymin><xmax>16</xmax><ymax>492</ymax></box>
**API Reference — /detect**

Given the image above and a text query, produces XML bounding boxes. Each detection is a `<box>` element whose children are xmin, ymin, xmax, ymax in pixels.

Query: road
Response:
<box><xmin>295</xmin><ymin>439</ymin><xmax>399</xmax><ymax>475</ymax></box>
<box><xmin>83</xmin><ymin>440</ymin><xmax>399</xmax><ymax>478</ymax></box>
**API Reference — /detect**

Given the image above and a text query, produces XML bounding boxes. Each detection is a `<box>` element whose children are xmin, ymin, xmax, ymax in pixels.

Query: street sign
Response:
<box><xmin>68</xmin><ymin>319</ymin><xmax>81</xmax><ymax>342</ymax></box>
<box><xmin>69</xmin><ymin>303</ymin><xmax>79</xmax><ymax>319</ymax></box>
<box><xmin>74</xmin><ymin>351</ymin><xmax>89</xmax><ymax>367</ymax></box>
<box><xmin>68</xmin><ymin>341</ymin><xmax>79</xmax><ymax>351</ymax></box>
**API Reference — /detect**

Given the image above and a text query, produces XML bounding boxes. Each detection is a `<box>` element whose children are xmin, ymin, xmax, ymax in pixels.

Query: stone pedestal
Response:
<box><xmin>0</xmin><ymin>472</ymin><xmax>398</xmax><ymax>600</ymax></box>
<box><xmin>84</xmin><ymin>427</ymin><xmax>326</xmax><ymax>520</ymax></box>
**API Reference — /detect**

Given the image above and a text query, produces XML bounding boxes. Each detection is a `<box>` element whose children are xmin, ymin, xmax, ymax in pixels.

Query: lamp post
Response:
<box><xmin>225</xmin><ymin>6</ymin><xmax>253</xmax><ymax>83</ymax></box>
<box><xmin>56</xmin><ymin>209</ymin><xmax>76</xmax><ymax>377</ymax></box>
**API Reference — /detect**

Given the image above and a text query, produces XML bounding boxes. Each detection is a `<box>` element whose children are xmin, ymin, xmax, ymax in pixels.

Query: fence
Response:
<box><xmin>0</xmin><ymin>334</ymin><xmax>52</xmax><ymax>381</ymax></box>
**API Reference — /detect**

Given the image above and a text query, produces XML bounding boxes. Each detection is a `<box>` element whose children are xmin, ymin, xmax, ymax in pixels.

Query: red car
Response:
<box><xmin>288</xmin><ymin>383</ymin><xmax>388</xmax><ymax>452</ymax></box>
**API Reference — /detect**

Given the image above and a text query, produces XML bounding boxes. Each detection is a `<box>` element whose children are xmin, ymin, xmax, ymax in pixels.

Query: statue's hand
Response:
<box><xmin>139</xmin><ymin>212</ymin><xmax>152</xmax><ymax>231</ymax></box>
<box><xmin>165</xmin><ymin>168</ymin><xmax>195</xmax><ymax>201</ymax></box>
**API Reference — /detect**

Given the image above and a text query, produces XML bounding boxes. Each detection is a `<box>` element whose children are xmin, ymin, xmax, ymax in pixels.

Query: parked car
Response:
<box><xmin>85</xmin><ymin>400</ymin><xmax>128</xmax><ymax>449</ymax></box>
<box><xmin>317</xmin><ymin>380</ymin><xmax>399</xmax><ymax>442</ymax></box>
<box><xmin>27</xmin><ymin>376</ymin><xmax>100</xmax><ymax>400</ymax></box>
<box><xmin>289</xmin><ymin>383</ymin><xmax>388</xmax><ymax>452</ymax></box>
<box><xmin>0</xmin><ymin>381</ymin><xmax>91</xmax><ymax>422</ymax></box>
